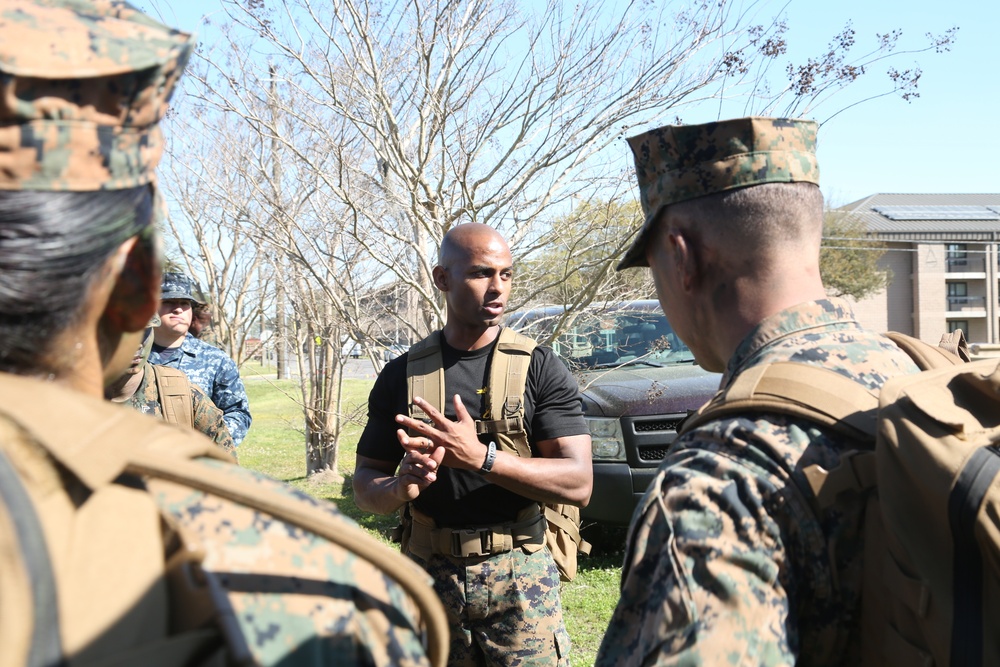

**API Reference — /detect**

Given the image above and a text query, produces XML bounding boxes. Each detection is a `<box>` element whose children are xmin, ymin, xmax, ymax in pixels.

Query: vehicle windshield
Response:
<box><xmin>507</xmin><ymin>302</ymin><xmax>695</xmax><ymax>371</ymax></box>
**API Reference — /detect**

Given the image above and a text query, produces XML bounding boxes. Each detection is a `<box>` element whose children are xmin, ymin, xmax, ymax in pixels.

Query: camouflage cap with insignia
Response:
<box><xmin>161</xmin><ymin>272</ymin><xmax>206</xmax><ymax>305</ymax></box>
<box><xmin>0</xmin><ymin>0</ymin><xmax>195</xmax><ymax>192</ymax></box>
<box><xmin>617</xmin><ymin>116</ymin><xmax>820</xmax><ymax>270</ymax></box>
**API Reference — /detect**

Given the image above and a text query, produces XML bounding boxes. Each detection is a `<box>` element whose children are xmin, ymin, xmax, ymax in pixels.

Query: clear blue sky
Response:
<box><xmin>149</xmin><ymin>0</ymin><xmax>996</xmax><ymax>208</ymax></box>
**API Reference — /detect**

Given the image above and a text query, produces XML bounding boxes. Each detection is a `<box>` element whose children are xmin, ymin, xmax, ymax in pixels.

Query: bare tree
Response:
<box><xmin>161</xmin><ymin>109</ymin><xmax>270</xmax><ymax>365</ymax></box>
<box><xmin>162</xmin><ymin>0</ymin><xmax>954</xmax><ymax>474</ymax></box>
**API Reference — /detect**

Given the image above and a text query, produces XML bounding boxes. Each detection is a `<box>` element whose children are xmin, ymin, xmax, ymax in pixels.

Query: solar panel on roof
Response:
<box><xmin>872</xmin><ymin>205</ymin><xmax>1000</xmax><ymax>221</ymax></box>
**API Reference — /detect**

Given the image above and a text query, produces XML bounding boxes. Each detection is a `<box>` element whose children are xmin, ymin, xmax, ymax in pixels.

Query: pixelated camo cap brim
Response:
<box><xmin>0</xmin><ymin>0</ymin><xmax>195</xmax><ymax>192</ymax></box>
<box><xmin>161</xmin><ymin>272</ymin><xmax>205</xmax><ymax>305</ymax></box>
<box><xmin>617</xmin><ymin>116</ymin><xmax>820</xmax><ymax>270</ymax></box>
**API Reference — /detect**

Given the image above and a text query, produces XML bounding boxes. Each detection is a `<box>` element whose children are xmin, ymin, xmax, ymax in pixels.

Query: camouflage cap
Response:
<box><xmin>161</xmin><ymin>272</ymin><xmax>205</xmax><ymax>305</ymax></box>
<box><xmin>617</xmin><ymin>116</ymin><xmax>819</xmax><ymax>270</ymax></box>
<box><xmin>0</xmin><ymin>0</ymin><xmax>194</xmax><ymax>192</ymax></box>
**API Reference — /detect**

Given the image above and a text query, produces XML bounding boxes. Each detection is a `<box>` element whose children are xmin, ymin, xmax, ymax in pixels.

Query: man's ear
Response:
<box><xmin>432</xmin><ymin>265</ymin><xmax>449</xmax><ymax>292</ymax></box>
<box><xmin>103</xmin><ymin>235</ymin><xmax>162</xmax><ymax>333</ymax></box>
<box><xmin>668</xmin><ymin>230</ymin><xmax>699</xmax><ymax>293</ymax></box>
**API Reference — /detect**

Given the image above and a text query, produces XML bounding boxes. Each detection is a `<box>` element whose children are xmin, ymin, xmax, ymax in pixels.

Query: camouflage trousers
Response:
<box><xmin>408</xmin><ymin>546</ymin><xmax>570</xmax><ymax>666</ymax></box>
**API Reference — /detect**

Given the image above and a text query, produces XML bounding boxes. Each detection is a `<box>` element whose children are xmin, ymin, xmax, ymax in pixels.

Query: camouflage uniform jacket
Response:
<box><xmin>0</xmin><ymin>372</ymin><xmax>436</xmax><ymax>666</ymax></box>
<box><xmin>124</xmin><ymin>361</ymin><xmax>235</xmax><ymax>455</ymax></box>
<box><xmin>597</xmin><ymin>298</ymin><xmax>921</xmax><ymax>667</ymax></box>
<box><xmin>149</xmin><ymin>334</ymin><xmax>252</xmax><ymax>446</ymax></box>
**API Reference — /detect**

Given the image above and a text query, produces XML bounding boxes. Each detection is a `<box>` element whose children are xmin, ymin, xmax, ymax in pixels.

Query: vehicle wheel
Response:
<box><xmin>580</xmin><ymin>522</ymin><xmax>628</xmax><ymax>557</ymax></box>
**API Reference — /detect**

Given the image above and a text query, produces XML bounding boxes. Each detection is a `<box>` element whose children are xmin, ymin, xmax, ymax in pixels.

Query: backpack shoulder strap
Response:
<box><xmin>884</xmin><ymin>331</ymin><xmax>968</xmax><ymax>369</ymax></box>
<box><xmin>486</xmin><ymin>328</ymin><xmax>537</xmax><ymax>421</ymax></box>
<box><xmin>681</xmin><ymin>361</ymin><xmax>880</xmax><ymax>441</ymax></box>
<box><xmin>151</xmin><ymin>364</ymin><xmax>195</xmax><ymax>428</ymax></box>
<box><xmin>0</xmin><ymin>373</ymin><xmax>450</xmax><ymax>667</ymax></box>
<box><xmin>406</xmin><ymin>331</ymin><xmax>446</xmax><ymax>423</ymax></box>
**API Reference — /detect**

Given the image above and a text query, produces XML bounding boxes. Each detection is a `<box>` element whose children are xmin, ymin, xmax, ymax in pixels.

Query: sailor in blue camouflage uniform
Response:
<box><xmin>150</xmin><ymin>272</ymin><xmax>252</xmax><ymax>445</ymax></box>
<box><xmin>597</xmin><ymin>117</ymin><xmax>921</xmax><ymax>666</ymax></box>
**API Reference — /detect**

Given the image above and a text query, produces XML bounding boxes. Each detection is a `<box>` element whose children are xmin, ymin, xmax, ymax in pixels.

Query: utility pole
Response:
<box><xmin>269</xmin><ymin>64</ymin><xmax>289</xmax><ymax>380</ymax></box>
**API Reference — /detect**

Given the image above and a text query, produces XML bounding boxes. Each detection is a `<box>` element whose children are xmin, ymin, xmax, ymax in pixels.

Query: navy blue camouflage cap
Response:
<box><xmin>161</xmin><ymin>272</ymin><xmax>206</xmax><ymax>305</ymax></box>
<box><xmin>617</xmin><ymin>116</ymin><xmax>820</xmax><ymax>270</ymax></box>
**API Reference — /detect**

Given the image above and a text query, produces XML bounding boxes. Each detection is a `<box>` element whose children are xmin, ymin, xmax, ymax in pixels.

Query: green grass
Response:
<box><xmin>238</xmin><ymin>369</ymin><xmax>622</xmax><ymax>666</ymax></box>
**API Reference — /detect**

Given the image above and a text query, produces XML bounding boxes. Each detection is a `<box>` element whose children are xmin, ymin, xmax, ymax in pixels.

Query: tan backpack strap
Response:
<box><xmin>937</xmin><ymin>329</ymin><xmax>971</xmax><ymax>362</ymax></box>
<box><xmin>124</xmin><ymin>448</ymin><xmax>449</xmax><ymax>667</ymax></box>
<box><xmin>884</xmin><ymin>331</ymin><xmax>968</xmax><ymax>370</ymax></box>
<box><xmin>152</xmin><ymin>365</ymin><xmax>195</xmax><ymax>428</ymax></box>
<box><xmin>406</xmin><ymin>332</ymin><xmax>446</xmax><ymax>426</ymax></box>
<box><xmin>490</xmin><ymin>328</ymin><xmax>537</xmax><ymax>421</ymax></box>
<box><xmin>0</xmin><ymin>448</ymin><xmax>63</xmax><ymax>667</ymax></box>
<box><xmin>682</xmin><ymin>362</ymin><xmax>879</xmax><ymax>441</ymax></box>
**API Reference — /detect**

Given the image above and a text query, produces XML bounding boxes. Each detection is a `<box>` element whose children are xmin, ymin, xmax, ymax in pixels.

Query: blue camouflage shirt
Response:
<box><xmin>597</xmin><ymin>298</ymin><xmax>921</xmax><ymax>667</ymax></box>
<box><xmin>149</xmin><ymin>333</ymin><xmax>252</xmax><ymax>445</ymax></box>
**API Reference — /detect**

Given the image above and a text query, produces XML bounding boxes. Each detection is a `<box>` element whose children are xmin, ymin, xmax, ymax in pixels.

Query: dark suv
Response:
<box><xmin>507</xmin><ymin>301</ymin><xmax>721</xmax><ymax>526</ymax></box>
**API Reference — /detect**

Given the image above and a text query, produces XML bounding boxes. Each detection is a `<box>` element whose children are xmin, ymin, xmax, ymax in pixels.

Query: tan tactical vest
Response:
<box><xmin>406</xmin><ymin>327</ymin><xmax>591</xmax><ymax>581</ymax></box>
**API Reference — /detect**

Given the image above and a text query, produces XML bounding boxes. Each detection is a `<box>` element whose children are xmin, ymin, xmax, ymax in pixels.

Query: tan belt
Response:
<box><xmin>408</xmin><ymin>506</ymin><xmax>545</xmax><ymax>559</ymax></box>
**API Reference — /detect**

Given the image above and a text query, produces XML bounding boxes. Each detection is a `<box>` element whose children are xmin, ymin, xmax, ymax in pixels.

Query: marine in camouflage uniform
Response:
<box><xmin>107</xmin><ymin>314</ymin><xmax>236</xmax><ymax>455</ymax></box>
<box><xmin>354</xmin><ymin>223</ymin><xmax>593</xmax><ymax>666</ymax></box>
<box><xmin>0</xmin><ymin>2</ymin><xmax>445</xmax><ymax>665</ymax></box>
<box><xmin>127</xmin><ymin>360</ymin><xmax>235</xmax><ymax>454</ymax></box>
<box><xmin>150</xmin><ymin>272</ymin><xmax>252</xmax><ymax>446</ymax></box>
<box><xmin>597</xmin><ymin>118</ymin><xmax>920</xmax><ymax>665</ymax></box>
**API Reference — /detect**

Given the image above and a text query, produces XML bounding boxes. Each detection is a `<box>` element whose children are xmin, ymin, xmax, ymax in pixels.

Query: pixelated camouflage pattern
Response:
<box><xmin>618</xmin><ymin>116</ymin><xmax>819</xmax><ymax>270</ymax></box>
<box><xmin>596</xmin><ymin>299</ymin><xmax>921</xmax><ymax>667</ymax></box>
<box><xmin>408</xmin><ymin>546</ymin><xmax>570</xmax><ymax>666</ymax></box>
<box><xmin>149</xmin><ymin>334</ymin><xmax>252</xmax><ymax>446</ymax></box>
<box><xmin>0</xmin><ymin>370</ymin><xmax>436</xmax><ymax>667</ymax></box>
<box><xmin>149</xmin><ymin>458</ymin><xmax>434</xmax><ymax>667</ymax></box>
<box><xmin>124</xmin><ymin>360</ymin><xmax>235</xmax><ymax>455</ymax></box>
<box><xmin>0</xmin><ymin>0</ymin><xmax>193</xmax><ymax>192</ymax></box>
<box><xmin>160</xmin><ymin>272</ymin><xmax>206</xmax><ymax>305</ymax></box>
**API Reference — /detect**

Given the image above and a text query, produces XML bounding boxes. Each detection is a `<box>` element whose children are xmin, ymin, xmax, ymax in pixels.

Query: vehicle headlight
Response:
<box><xmin>586</xmin><ymin>417</ymin><xmax>625</xmax><ymax>461</ymax></box>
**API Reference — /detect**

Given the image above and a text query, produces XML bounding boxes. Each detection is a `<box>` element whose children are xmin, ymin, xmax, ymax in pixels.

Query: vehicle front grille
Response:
<box><xmin>634</xmin><ymin>418</ymin><xmax>685</xmax><ymax>433</ymax></box>
<box><xmin>624</xmin><ymin>414</ymin><xmax>687</xmax><ymax>465</ymax></box>
<box><xmin>639</xmin><ymin>446</ymin><xmax>671</xmax><ymax>462</ymax></box>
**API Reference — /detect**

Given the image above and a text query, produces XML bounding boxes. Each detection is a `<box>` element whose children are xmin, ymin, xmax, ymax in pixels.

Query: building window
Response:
<box><xmin>947</xmin><ymin>243</ymin><xmax>968</xmax><ymax>260</ymax></box>
<box><xmin>948</xmin><ymin>282</ymin><xmax>968</xmax><ymax>297</ymax></box>
<box><xmin>946</xmin><ymin>244</ymin><xmax>969</xmax><ymax>270</ymax></box>
<box><xmin>949</xmin><ymin>320</ymin><xmax>969</xmax><ymax>334</ymax></box>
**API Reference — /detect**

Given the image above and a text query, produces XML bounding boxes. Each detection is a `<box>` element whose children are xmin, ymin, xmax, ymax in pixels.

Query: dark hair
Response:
<box><xmin>0</xmin><ymin>186</ymin><xmax>154</xmax><ymax>373</ymax></box>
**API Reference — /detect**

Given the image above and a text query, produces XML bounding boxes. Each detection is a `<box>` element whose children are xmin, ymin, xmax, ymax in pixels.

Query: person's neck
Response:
<box><xmin>706</xmin><ymin>265</ymin><xmax>827</xmax><ymax>371</ymax></box>
<box><xmin>441</xmin><ymin>323</ymin><xmax>501</xmax><ymax>351</ymax></box>
<box><xmin>153</xmin><ymin>330</ymin><xmax>186</xmax><ymax>348</ymax></box>
<box><xmin>106</xmin><ymin>365</ymin><xmax>146</xmax><ymax>402</ymax></box>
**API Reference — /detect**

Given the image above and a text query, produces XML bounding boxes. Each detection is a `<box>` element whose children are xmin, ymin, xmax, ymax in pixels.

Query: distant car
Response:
<box><xmin>342</xmin><ymin>340</ymin><xmax>361</xmax><ymax>358</ymax></box>
<box><xmin>384</xmin><ymin>344</ymin><xmax>409</xmax><ymax>361</ymax></box>
<box><xmin>507</xmin><ymin>301</ymin><xmax>721</xmax><ymax>527</ymax></box>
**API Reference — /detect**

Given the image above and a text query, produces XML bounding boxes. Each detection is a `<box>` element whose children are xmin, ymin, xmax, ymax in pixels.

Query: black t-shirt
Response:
<box><xmin>356</xmin><ymin>330</ymin><xmax>588</xmax><ymax>527</ymax></box>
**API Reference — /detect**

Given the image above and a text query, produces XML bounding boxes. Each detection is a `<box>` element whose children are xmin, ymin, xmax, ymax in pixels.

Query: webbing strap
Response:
<box><xmin>493</xmin><ymin>328</ymin><xmax>535</xmax><ymax>420</ymax></box>
<box><xmin>406</xmin><ymin>332</ymin><xmax>446</xmax><ymax>427</ymax></box>
<box><xmin>151</xmin><ymin>364</ymin><xmax>194</xmax><ymax>429</ymax></box>
<box><xmin>406</xmin><ymin>329</ymin><xmax>536</xmax><ymax>445</ymax></box>
<box><xmin>0</xmin><ymin>448</ymin><xmax>63</xmax><ymax>667</ymax></box>
<box><xmin>682</xmin><ymin>362</ymin><xmax>879</xmax><ymax>441</ymax></box>
<box><xmin>885</xmin><ymin>331</ymin><xmax>967</xmax><ymax>370</ymax></box>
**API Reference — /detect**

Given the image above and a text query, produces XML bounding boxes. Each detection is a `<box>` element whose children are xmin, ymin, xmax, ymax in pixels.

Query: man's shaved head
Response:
<box><xmin>438</xmin><ymin>223</ymin><xmax>509</xmax><ymax>269</ymax></box>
